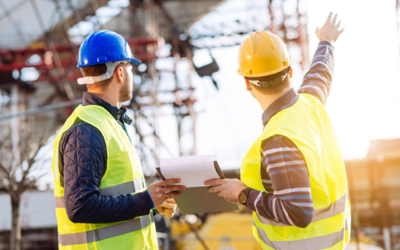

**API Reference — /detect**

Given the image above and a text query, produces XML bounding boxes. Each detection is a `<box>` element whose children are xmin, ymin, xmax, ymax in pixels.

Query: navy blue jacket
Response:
<box><xmin>58</xmin><ymin>92</ymin><xmax>154</xmax><ymax>223</ymax></box>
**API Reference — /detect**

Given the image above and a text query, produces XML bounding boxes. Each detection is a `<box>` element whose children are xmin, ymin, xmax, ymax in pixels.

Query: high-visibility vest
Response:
<box><xmin>52</xmin><ymin>105</ymin><xmax>158</xmax><ymax>250</ymax></box>
<box><xmin>241</xmin><ymin>94</ymin><xmax>351</xmax><ymax>250</ymax></box>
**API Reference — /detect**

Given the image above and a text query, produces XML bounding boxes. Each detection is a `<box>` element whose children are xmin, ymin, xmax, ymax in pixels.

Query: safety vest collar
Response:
<box><xmin>82</xmin><ymin>92</ymin><xmax>133</xmax><ymax>125</ymax></box>
<box><xmin>262</xmin><ymin>88</ymin><xmax>298</xmax><ymax>126</ymax></box>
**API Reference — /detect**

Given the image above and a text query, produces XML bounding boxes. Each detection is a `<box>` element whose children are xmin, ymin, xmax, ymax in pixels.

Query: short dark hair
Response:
<box><xmin>81</xmin><ymin>63</ymin><xmax>112</xmax><ymax>91</ymax></box>
<box><xmin>245</xmin><ymin>66</ymin><xmax>291</xmax><ymax>94</ymax></box>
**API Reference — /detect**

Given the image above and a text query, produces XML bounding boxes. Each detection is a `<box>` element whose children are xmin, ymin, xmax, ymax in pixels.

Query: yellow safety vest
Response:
<box><xmin>241</xmin><ymin>94</ymin><xmax>351</xmax><ymax>250</ymax></box>
<box><xmin>52</xmin><ymin>105</ymin><xmax>158</xmax><ymax>250</ymax></box>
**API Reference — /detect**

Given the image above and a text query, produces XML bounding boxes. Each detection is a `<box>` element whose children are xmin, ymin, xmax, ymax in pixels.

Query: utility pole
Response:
<box><xmin>11</xmin><ymin>84</ymin><xmax>19</xmax><ymax>170</ymax></box>
<box><xmin>10</xmin><ymin>83</ymin><xmax>21</xmax><ymax>250</ymax></box>
<box><xmin>184</xmin><ymin>47</ymin><xmax>197</xmax><ymax>156</ymax></box>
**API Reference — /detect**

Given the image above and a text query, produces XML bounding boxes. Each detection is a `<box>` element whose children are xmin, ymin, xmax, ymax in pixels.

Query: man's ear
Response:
<box><xmin>115</xmin><ymin>66</ymin><xmax>124</xmax><ymax>83</ymax></box>
<box><xmin>244</xmin><ymin>78</ymin><xmax>252</xmax><ymax>91</ymax></box>
<box><xmin>289</xmin><ymin>67</ymin><xmax>293</xmax><ymax>78</ymax></box>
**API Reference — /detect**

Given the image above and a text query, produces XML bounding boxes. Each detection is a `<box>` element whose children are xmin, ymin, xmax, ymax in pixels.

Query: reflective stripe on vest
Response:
<box><xmin>257</xmin><ymin>193</ymin><xmax>349</xmax><ymax>227</ymax></box>
<box><xmin>254</xmin><ymin>214</ymin><xmax>350</xmax><ymax>250</ymax></box>
<box><xmin>59</xmin><ymin>214</ymin><xmax>155</xmax><ymax>246</ymax></box>
<box><xmin>54</xmin><ymin>178</ymin><xmax>143</xmax><ymax>208</ymax></box>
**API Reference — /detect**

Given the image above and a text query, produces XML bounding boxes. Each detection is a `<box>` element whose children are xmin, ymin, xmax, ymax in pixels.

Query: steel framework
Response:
<box><xmin>0</xmin><ymin>1</ymin><xmax>312</xmax><ymax>249</ymax></box>
<box><xmin>190</xmin><ymin>0</ymin><xmax>310</xmax><ymax>71</ymax></box>
<box><xmin>0</xmin><ymin>0</ymin><xmax>311</xmax><ymax>174</ymax></box>
<box><xmin>0</xmin><ymin>0</ymin><xmax>312</xmax><ymax>174</ymax></box>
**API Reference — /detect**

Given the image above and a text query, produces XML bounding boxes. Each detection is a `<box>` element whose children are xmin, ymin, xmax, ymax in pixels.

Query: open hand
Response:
<box><xmin>315</xmin><ymin>12</ymin><xmax>344</xmax><ymax>44</ymax></box>
<box><xmin>155</xmin><ymin>198</ymin><xmax>176</xmax><ymax>219</ymax></box>
<box><xmin>147</xmin><ymin>179</ymin><xmax>186</xmax><ymax>207</ymax></box>
<box><xmin>204</xmin><ymin>178</ymin><xmax>247</xmax><ymax>203</ymax></box>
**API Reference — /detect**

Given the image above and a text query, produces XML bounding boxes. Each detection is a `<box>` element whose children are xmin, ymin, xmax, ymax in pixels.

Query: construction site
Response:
<box><xmin>0</xmin><ymin>0</ymin><xmax>399</xmax><ymax>249</ymax></box>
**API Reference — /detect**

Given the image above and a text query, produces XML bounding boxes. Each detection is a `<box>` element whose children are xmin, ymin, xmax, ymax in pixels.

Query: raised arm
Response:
<box><xmin>298</xmin><ymin>13</ymin><xmax>344</xmax><ymax>105</ymax></box>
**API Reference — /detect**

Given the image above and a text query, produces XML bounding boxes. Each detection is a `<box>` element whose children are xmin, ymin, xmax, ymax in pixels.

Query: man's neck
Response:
<box><xmin>257</xmin><ymin>86</ymin><xmax>292</xmax><ymax>111</ymax></box>
<box><xmin>87</xmin><ymin>90</ymin><xmax>122</xmax><ymax>108</ymax></box>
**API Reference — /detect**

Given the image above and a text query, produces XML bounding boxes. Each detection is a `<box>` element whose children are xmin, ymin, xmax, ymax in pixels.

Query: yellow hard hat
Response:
<box><xmin>237</xmin><ymin>31</ymin><xmax>291</xmax><ymax>78</ymax></box>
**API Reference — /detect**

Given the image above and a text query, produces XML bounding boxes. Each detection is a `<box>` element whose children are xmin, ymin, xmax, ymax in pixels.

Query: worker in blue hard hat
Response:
<box><xmin>52</xmin><ymin>30</ymin><xmax>186</xmax><ymax>250</ymax></box>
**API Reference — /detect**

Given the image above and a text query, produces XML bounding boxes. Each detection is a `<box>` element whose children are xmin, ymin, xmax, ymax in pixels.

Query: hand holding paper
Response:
<box><xmin>205</xmin><ymin>178</ymin><xmax>247</xmax><ymax>203</ymax></box>
<box><xmin>158</xmin><ymin>155</ymin><xmax>240</xmax><ymax>214</ymax></box>
<box><xmin>160</xmin><ymin>155</ymin><xmax>220</xmax><ymax>187</ymax></box>
<box><xmin>147</xmin><ymin>179</ymin><xmax>186</xmax><ymax>207</ymax></box>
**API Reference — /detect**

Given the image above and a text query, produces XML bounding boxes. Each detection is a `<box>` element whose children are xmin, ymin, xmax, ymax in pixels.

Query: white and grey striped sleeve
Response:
<box><xmin>247</xmin><ymin>136</ymin><xmax>314</xmax><ymax>228</ymax></box>
<box><xmin>298</xmin><ymin>41</ymin><xmax>334</xmax><ymax>105</ymax></box>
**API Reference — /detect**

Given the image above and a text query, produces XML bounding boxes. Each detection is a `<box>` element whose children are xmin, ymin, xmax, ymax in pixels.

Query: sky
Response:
<box><xmin>35</xmin><ymin>0</ymin><xmax>400</xmax><ymax>187</ymax></box>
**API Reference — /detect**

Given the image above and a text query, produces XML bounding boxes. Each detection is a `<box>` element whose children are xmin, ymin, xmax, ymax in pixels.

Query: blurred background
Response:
<box><xmin>0</xmin><ymin>0</ymin><xmax>399</xmax><ymax>249</ymax></box>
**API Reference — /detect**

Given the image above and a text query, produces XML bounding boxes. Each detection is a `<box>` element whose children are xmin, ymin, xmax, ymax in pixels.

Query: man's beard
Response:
<box><xmin>119</xmin><ymin>79</ymin><xmax>133</xmax><ymax>102</ymax></box>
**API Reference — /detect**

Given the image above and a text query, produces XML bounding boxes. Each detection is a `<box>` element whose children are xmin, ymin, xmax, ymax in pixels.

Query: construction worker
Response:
<box><xmin>52</xmin><ymin>30</ymin><xmax>186</xmax><ymax>250</ymax></box>
<box><xmin>205</xmin><ymin>13</ymin><xmax>350</xmax><ymax>249</ymax></box>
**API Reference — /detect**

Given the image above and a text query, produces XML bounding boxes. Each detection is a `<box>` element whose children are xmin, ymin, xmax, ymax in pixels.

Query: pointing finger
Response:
<box><xmin>336</xmin><ymin>20</ymin><xmax>341</xmax><ymax>29</ymax></box>
<box><xmin>332</xmin><ymin>14</ymin><xmax>338</xmax><ymax>26</ymax></box>
<box><xmin>325</xmin><ymin>12</ymin><xmax>332</xmax><ymax>25</ymax></box>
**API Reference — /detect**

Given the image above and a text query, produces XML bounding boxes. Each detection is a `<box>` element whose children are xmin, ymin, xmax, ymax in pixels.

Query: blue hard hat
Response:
<box><xmin>77</xmin><ymin>30</ymin><xmax>142</xmax><ymax>68</ymax></box>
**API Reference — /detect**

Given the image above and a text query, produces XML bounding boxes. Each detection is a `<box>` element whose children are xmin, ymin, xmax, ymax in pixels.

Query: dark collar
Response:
<box><xmin>82</xmin><ymin>92</ymin><xmax>132</xmax><ymax>125</ymax></box>
<box><xmin>262</xmin><ymin>88</ymin><xmax>299</xmax><ymax>126</ymax></box>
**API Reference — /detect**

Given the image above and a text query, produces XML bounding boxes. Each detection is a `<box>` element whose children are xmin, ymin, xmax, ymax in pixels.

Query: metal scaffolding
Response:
<box><xmin>0</xmin><ymin>0</ymin><xmax>314</xmax><ymax>249</ymax></box>
<box><xmin>0</xmin><ymin>0</ymin><xmax>227</xmax><ymax>176</ymax></box>
<box><xmin>0</xmin><ymin>0</ymin><xmax>311</xmax><ymax>175</ymax></box>
<box><xmin>190</xmin><ymin>0</ymin><xmax>310</xmax><ymax>71</ymax></box>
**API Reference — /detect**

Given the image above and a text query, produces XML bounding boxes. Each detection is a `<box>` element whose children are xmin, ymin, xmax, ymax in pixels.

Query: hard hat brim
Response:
<box><xmin>129</xmin><ymin>58</ymin><xmax>142</xmax><ymax>66</ymax></box>
<box><xmin>77</xmin><ymin>58</ymin><xmax>142</xmax><ymax>68</ymax></box>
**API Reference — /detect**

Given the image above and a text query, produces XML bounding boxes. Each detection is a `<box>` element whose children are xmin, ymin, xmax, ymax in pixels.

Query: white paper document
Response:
<box><xmin>159</xmin><ymin>154</ymin><xmax>240</xmax><ymax>214</ymax></box>
<box><xmin>160</xmin><ymin>155</ymin><xmax>220</xmax><ymax>188</ymax></box>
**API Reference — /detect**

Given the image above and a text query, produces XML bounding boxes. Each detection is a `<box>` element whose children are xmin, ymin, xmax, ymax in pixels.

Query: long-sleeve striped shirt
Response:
<box><xmin>246</xmin><ymin>41</ymin><xmax>334</xmax><ymax>228</ymax></box>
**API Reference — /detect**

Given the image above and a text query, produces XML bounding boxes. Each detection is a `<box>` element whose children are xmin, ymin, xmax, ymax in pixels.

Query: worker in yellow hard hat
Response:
<box><xmin>206</xmin><ymin>13</ymin><xmax>349</xmax><ymax>249</ymax></box>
